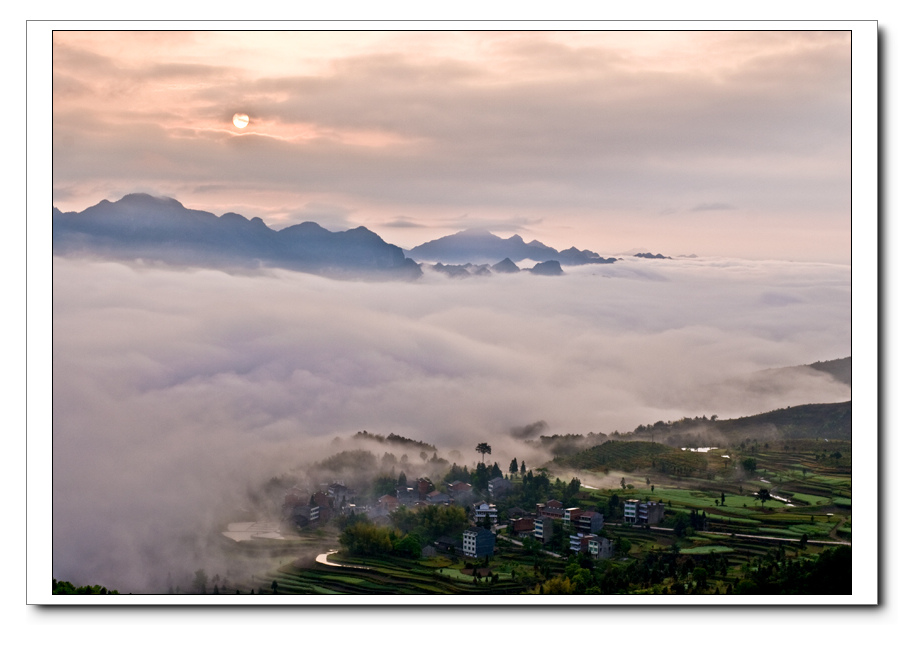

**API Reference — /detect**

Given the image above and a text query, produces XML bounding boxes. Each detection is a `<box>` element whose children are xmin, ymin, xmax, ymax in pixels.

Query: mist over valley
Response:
<box><xmin>52</xmin><ymin>237</ymin><xmax>851</xmax><ymax>592</ymax></box>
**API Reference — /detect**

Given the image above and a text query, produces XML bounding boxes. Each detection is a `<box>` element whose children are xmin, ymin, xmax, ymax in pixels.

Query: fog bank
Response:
<box><xmin>52</xmin><ymin>255</ymin><xmax>850</xmax><ymax>590</ymax></box>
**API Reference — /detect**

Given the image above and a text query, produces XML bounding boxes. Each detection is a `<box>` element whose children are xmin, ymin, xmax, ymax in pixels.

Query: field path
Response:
<box><xmin>315</xmin><ymin>550</ymin><xmax>373</xmax><ymax>570</ymax></box>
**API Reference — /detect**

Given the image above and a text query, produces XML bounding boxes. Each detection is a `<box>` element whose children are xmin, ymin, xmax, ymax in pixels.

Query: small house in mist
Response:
<box><xmin>328</xmin><ymin>482</ymin><xmax>354</xmax><ymax>506</ymax></box>
<box><xmin>416</xmin><ymin>477</ymin><xmax>434</xmax><ymax>500</ymax></box>
<box><xmin>447</xmin><ymin>480</ymin><xmax>473</xmax><ymax>499</ymax></box>
<box><xmin>435</xmin><ymin>535</ymin><xmax>460</xmax><ymax>554</ymax></box>
<box><xmin>426</xmin><ymin>490</ymin><xmax>451</xmax><ymax>505</ymax></box>
<box><xmin>488</xmin><ymin>476</ymin><xmax>512</xmax><ymax>499</ymax></box>
<box><xmin>462</xmin><ymin>527</ymin><xmax>495</xmax><ymax>558</ymax></box>
<box><xmin>473</xmin><ymin>501</ymin><xmax>498</xmax><ymax>525</ymax></box>
<box><xmin>510</xmin><ymin>517</ymin><xmax>535</xmax><ymax>538</ymax></box>
<box><xmin>395</xmin><ymin>485</ymin><xmax>416</xmax><ymax>504</ymax></box>
<box><xmin>536</xmin><ymin>499</ymin><xmax>564</xmax><ymax>519</ymax></box>
<box><xmin>377</xmin><ymin>494</ymin><xmax>400</xmax><ymax>512</ymax></box>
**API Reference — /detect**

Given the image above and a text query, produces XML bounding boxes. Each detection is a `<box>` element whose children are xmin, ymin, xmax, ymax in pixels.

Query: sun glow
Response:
<box><xmin>232</xmin><ymin>113</ymin><xmax>249</xmax><ymax>129</ymax></box>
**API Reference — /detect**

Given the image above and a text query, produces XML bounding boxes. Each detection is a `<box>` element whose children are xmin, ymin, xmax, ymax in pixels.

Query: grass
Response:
<box><xmin>680</xmin><ymin>546</ymin><xmax>734</xmax><ymax>555</ymax></box>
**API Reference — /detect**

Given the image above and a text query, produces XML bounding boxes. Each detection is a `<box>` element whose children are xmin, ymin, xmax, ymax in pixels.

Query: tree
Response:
<box><xmin>620</xmin><ymin>477</ymin><xmax>626</xmax><ymax>490</ymax></box>
<box><xmin>742</xmin><ymin>458</ymin><xmax>757</xmax><ymax>475</ymax></box>
<box><xmin>476</xmin><ymin>442</ymin><xmax>492</xmax><ymax>463</ymax></box>
<box><xmin>692</xmin><ymin>567</ymin><xmax>708</xmax><ymax>590</ymax></box>
<box><xmin>756</xmin><ymin>488</ymin><xmax>771</xmax><ymax>508</ymax></box>
<box><xmin>398</xmin><ymin>471</ymin><xmax>407</xmax><ymax>487</ymax></box>
<box><xmin>271</xmin><ymin>580</ymin><xmax>279</xmax><ymax>594</ymax></box>
<box><xmin>193</xmin><ymin>569</ymin><xmax>208</xmax><ymax>594</ymax></box>
<box><xmin>521</xmin><ymin>460</ymin><xmax>526</xmax><ymax>476</ymax></box>
<box><xmin>673</xmin><ymin>512</ymin><xmax>690</xmax><ymax>538</ymax></box>
<box><xmin>509</xmin><ymin>457</ymin><xmax>519</xmax><ymax>475</ymax></box>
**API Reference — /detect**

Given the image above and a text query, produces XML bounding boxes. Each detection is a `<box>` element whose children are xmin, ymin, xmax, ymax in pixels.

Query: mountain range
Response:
<box><xmin>53</xmin><ymin>194</ymin><xmax>628</xmax><ymax>280</ymax></box>
<box><xmin>406</xmin><ymin>228</ymin><xmax>618</xmax><ymax>266</ymax></box>
<box><xmin>53</xmin><ymin>194</ymin><xmax>422</xmax><ymax>280</ymax></box>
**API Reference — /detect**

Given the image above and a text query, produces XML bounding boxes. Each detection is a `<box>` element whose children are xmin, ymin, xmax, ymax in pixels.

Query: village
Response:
<box><xmin>211</xmin><ymin>434</ymin><xmax>852</xmax><ymax>595</ymax></box>
<box><xmin>275</xmin><ymin>462</ymin><xmax>664</xmax><ymax>563</ymax></box>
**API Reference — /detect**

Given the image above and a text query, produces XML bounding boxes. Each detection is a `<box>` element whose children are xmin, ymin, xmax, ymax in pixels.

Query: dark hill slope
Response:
<box><xmin>554</xmin><ymin>441</ymin><xmax>709</xmax><ymax>476</ymax></box>
<box><xmin>631</xmin><ymin>401</ymin><xmax>852</xmax><ymax>446</ymax></box>
<box><xmin>807</xmin><ymin>357</ymin><xmax>852</xmax><ymax>387</ymax></box>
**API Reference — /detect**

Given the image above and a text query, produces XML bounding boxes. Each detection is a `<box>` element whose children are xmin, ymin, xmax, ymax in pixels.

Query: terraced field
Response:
<box><xmin>260</xmin><ymin>553</ymin><xmax>533</xmax><ymax>595</ymax></box>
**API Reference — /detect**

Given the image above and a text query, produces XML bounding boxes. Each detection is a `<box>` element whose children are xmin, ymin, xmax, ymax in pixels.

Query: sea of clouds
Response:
<box><xmin>50</xmin><ymin>255</ymin><xmax>851</xmax><ymax>591</ymax></box>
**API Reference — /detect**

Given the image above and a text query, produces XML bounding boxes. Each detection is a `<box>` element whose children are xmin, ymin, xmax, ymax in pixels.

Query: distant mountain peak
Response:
<box><xmin>408</xmin><ymin>228</ymin><xmax>618</xmax><ymax>266</ymax></box>
<box><xmin>458</xmin><ymin>227</ymin><xmax>495</xmax><ymax>237</ymax></box>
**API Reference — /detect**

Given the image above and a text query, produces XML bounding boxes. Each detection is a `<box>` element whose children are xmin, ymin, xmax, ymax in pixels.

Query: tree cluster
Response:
<box><xmin>733</xmin><ymin>545</ymin><xmax>851</xmax><ymax>594</ymax></box>
<box><xmin>338</xmin><ymin>517</ymin><xmax>422</xmax><ymax>559</ymax></box>
<box><xmin>53</xmin><ymin>579</ymin><xmax>119</xmax><ymax>595</ymax></box>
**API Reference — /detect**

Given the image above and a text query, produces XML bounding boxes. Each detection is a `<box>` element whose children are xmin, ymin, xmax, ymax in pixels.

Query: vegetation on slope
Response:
<box><xmin>553</xmin><ymin>440</ymin><xmax>708</xmax><ymax>476</ymax></box>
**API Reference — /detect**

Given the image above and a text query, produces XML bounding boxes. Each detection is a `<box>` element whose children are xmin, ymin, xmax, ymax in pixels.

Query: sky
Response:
<box><xmin>52</xmin><ymin>30</ymin><xmax>852</xmax><ymax>262</ymax></box>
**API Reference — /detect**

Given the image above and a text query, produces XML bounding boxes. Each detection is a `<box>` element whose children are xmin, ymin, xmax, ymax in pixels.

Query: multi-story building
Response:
<box><xmin>311</xmin><ymin>491</ymin><xmax>333</xmax><ymax>522</ymax></box>
<box><xmin>561</xmin><ymin>507</ymin><xmax>583</xmax><ymax>526</ymax></box>
<box><xmin>569</xmin><ymin>532</ymin><xmax>588</xmax><ymax>553</ymax></box>
<box><xmin>569</xmin><ymin>533</ymin><xmax>614</xmax><ymax>559</ymax></box>
<box><xmin>586</xmin><ymin>535</ymin><xmax>614</xmax><ymax>559</ymax></box>
<box><xmin>624</xmin><ymin>499</ymin><xmax>665</xmax><ymax>525</ymax></box>
<box><xmin>291</xmin><ymin>504</ymin><xmax>319</xmax><ymax>528</ymax></box>
<box><xmin>533</xmin><ymin>516</ymin><xmax>554</xmax><ymax>543</ymax></box>
<box><xmin>462</xmin><ymin>527</ymin><xmax>495</xmax><ymax>558</ymax></box>
<box><xmin>574</xmin><ymin>511</ymin><xmax>604</xmax><ymax>534</ymax></box>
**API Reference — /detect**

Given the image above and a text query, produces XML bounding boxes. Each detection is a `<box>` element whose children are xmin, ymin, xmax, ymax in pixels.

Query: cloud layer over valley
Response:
<box><xmin>51</xmin><ymin>256</ymin><xmax>851</xmax><ymax>591</ymax></box>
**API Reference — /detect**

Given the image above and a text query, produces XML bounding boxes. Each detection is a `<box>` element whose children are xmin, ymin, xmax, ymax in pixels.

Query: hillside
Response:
<box><xmin>352</xmin><ymin>431</ymin><xmax>437</xmax><ymax>452</ymax></box>
<box><xmin>631</xmin><ymin>401</ymin><xmax>852</xmax><ymax>446</ymax></box>
<box><xmin>553</xmin><ymin>440</ymin><xmax>709</xmax><ymax>477</ymax></box>
<box><xmin>807</xmin><ymin>357</ymin><xmax>852</xmax><ymax>387</ymax></box>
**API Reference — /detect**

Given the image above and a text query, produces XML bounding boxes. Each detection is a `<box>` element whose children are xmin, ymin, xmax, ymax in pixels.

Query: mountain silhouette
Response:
<box><xmin>53</xmin><ymin>194</ymin><xmax>422</xmax><ymax>280</ymax></box>
<box><xmin>528</xmin><ymin>260</ymin><xmax>564</xmax><ymax>276</ymax></box>
<box><xmin>407</xmin><ymin>228</ymin><xmax>617</xmax><ymax>266</ymax></box>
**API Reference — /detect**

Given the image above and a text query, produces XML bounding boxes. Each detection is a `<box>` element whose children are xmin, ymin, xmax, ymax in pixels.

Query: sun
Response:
<box><xmin>232</xmin><ymin>113</ymin><xmax>250</xmax><ymax>129</ymax></box>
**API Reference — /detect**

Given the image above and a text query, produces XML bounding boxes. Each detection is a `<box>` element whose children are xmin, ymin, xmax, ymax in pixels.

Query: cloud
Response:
<box><xmin>691</xmin><ymin>202</ymin><xmax>737</xmax><ymax>212</ymax></box>
<box><xmin>51</xmin><ymin>255</ymin><xmax>851</xmax><ymax>591</ymax></box>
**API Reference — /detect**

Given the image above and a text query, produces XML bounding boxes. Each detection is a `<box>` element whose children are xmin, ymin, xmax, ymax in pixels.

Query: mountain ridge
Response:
<box><xmin>407</xmin><ymin>229</ymin><xmax>618</xmax><ymax>266</ymax></box>
<box><xmin>53</xmin><ymin>194</ymin><xmax>422</xmax><ymax>280</ymax></box>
